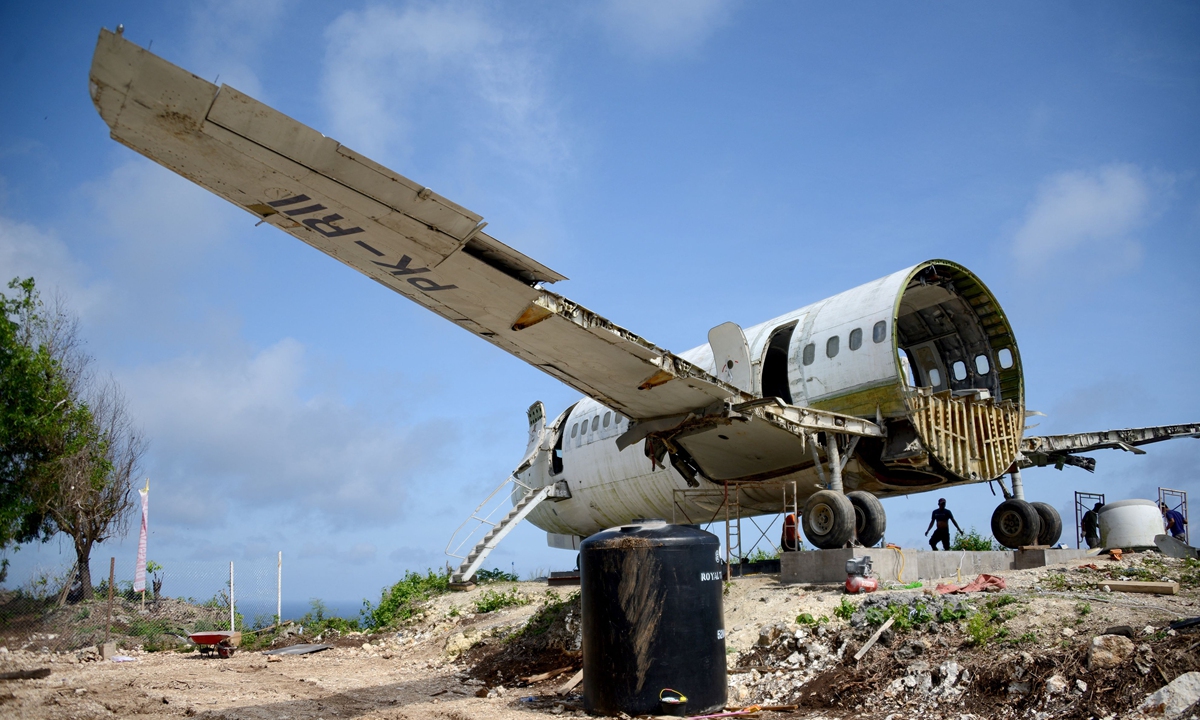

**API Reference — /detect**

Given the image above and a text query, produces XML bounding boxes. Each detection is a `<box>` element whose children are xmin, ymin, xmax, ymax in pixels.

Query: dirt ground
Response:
<box><xmin>0</xmin><ymin>551</ymin><xmax>1197</xmax><ymax>719</ymax></box>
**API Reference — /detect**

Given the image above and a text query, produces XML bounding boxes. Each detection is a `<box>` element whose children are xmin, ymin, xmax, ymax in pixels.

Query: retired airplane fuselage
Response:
<box><xmin>518</xmin><ymin>259</ymin><xmax>1025</xmax><ymax>543</ymax></box>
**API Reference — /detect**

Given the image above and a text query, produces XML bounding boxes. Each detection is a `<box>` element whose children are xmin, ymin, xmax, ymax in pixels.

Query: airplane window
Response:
<box><xmin>975</xmin><ymin>355</ymin><xmax>990</xmax><ymax>375</ymax></box>
<box><xmin>826</xmin><ymin>336</ymin><xmax>839</xmax><ymax>358</ymax></box>
<box><xmin>873</xmin><ymin>321</ymin><xmax>887</xmax><ymax>343</ymax></box>
<box><xmin>571</xmin><ymin>423</ymin><xmax>578</xmax><ymax>438</ymax></box>
<box><xmin>603</xmin><ymin>412</ymin><xmax>611</xmax><ymax>428</ymax></box>
<box><xmin>802</xmin><ymin>343</ymin><xmax>815</xmax><ymax>366</ymax></box>
<box><xmin>848</xmin><ymin>328</ymin><xmax>862</xmax><ymax>351</ymax></box>
<box><xmin>998</xmin><ymin>347</ymin><xmax>1014</xmax><ymax>369</ymax></box>
<box><xmin>952</xmin><ymin>361</ymin><xmax>967</xmax><ymax>381</ymax></box>
<box><xmin>615</xmin><ymin>414</ymin><xmax>624</xmax><ymax>426</ymax></box>
<box><xmin>591</xmin><ymin>416</ymin><xmax>600</xmax><ymax>432</ymax></box>
<box><xmin>929</xmin><ymin>368</ymin><xmax>942</xmax><ymax>387</ymax></box>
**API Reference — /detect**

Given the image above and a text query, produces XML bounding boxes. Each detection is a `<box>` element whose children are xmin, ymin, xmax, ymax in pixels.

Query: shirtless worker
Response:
<box><xmin>925</xmin><ymin>498</ymin><xmax>963</xmax><ymax>551</ymax></box>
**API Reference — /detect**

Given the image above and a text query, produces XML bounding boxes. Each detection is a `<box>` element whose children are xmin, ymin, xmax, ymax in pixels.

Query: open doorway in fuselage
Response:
<box><xmin>761</xmin><ymin>323</ymin><xmax>796</xmax><ymax>404</ymax></box>
<box><xmin>550</xmin><ymin>403</ymin><xmax>578</xmax><ymax>476</ymax></box>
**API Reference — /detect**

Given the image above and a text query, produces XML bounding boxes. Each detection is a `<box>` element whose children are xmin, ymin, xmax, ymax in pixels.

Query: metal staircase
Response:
<box><xmin>446</xmin><ymin>477</ymin><xmax>557</xmax><ymax>585</ymax></box>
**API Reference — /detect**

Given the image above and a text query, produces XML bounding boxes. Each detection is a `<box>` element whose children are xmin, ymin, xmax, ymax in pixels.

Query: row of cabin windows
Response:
<box><xmin>569</xmin><ymin>411</ymin><xmax>624</xmax><ymax>441</ymax></box>
<box><xmin>801</xmin><ymin>320</ymin><xmax>889</xmax><ymax>366</ymax></box>
<box><xmin>909</xmin><ymin>348</ymin><xmax>1016</xmax><ymax>388</ymax></box>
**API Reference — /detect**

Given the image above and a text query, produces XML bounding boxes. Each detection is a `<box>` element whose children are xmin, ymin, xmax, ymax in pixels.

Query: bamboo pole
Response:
<box><xmin>229</xmin><ymin>561</ymin><xmax>235</xmax><ymax>632</ymax></box>
<box><xmin>277</xmin><ymin>551</ymin><xmax>282</xmax><ymax>624</ymax></box>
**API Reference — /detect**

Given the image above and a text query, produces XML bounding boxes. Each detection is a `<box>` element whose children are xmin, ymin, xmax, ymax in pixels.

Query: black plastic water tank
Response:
<box><xmin>580</xmin><ymin>520</ymin><xmax>726</xmax><ymax>716</ymax></box>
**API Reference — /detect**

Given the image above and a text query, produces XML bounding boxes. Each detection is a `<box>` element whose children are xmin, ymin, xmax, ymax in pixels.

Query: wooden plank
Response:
<box><xmin>522</xmin><ymin>665</ymin><xmax>575</xmax><ymax>683</ymax></box>
<box><xmin>1103</xmin><ymin>580</ymin><xmax>1179</xmax><ymax>595</ymax></box>
<box><xmin>557</xmin><ymin>668</ymin><xmax>584</xmax><ymax>695</ymax></box>
<box><xmin>854</xmin><ymin>616</ymin><xmax>895</xmax><ymax>661</ymax></box>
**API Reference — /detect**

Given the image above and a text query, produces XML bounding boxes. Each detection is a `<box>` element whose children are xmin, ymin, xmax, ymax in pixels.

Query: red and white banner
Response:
<box><xmin>133</xmin><ymin>484</ymin><xmax>149</xmax><ymax>592</ymax></box>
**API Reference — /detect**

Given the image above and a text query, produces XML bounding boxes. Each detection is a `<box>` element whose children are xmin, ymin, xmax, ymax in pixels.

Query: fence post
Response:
<box><xmin>277</xmin><ymin>551</ymin><xmax>282</xmax><ymax>624</ymax></box>
<box><xmin>229</xmin><ymin>561</ymin><xmax>235</xmax><ymax>632</ymax></box>
<box><xmin>105</xmin><ymin>557</ymin><xmax>115</xmax><ymax>643</ymax></box>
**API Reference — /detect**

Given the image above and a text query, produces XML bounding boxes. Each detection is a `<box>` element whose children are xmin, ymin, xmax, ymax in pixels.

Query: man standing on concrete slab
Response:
<box><xmin>1083</xmin><ymin>502</ymin><xmax>1103</xmax><ymax>548</ymax></box>
<box><xmin>925</xmin><ymin>498</ymin><xmax>963</xmax><ymax>551</ymax></box>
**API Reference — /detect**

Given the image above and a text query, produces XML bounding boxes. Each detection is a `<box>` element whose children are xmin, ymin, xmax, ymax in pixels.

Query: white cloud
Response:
<box><xmin>321</xmin><ymin>4</ymin><xmax>567</xmax><ymax>172</ymax></box>
<box><xmin>0</xmin><ymin>211</ymin><xmax>110</xmax><ymax>321</ymax></box>
<box><xmin>596</xmin><ymin>0</ymin><xmax>733</xmax><ymax>59</ymax></box>
<box><xmin>120</xmin><ymin>338</ymin><xmax>455</xmax><ymax>530</ymax></box>
<box><xmin>1012</xmin><ymin>164</ymin><xmax>1152</xmax><ymax>270</ymax></box>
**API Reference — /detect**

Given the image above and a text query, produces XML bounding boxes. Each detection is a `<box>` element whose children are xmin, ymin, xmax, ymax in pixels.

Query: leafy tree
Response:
<box><xmin>1</xmin><ymin>278</ymin><xmax>145</xmax><ymax>599</ymax></box>
<box><xmin>0</xmin><ymin>279</ymin><xmax>80</xmax><ymax>553</ymax></box>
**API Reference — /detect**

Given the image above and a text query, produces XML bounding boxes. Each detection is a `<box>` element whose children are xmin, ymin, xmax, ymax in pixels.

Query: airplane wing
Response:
<box><xmin>1020</xmin><ymin>424</ymin><xmax>1200</xmax><ymax>472</ymax></box>
<box><xmin>88</xmin><ymin>29</ymin><xmax>881</xmax><ymax>475</ymax></box>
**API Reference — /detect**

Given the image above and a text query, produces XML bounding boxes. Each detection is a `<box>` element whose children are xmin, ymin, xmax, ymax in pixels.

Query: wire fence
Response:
<box><xmin>0</xmin><ymin>553</ymin><xmax>283</xmax><ymax>653</ymax></box>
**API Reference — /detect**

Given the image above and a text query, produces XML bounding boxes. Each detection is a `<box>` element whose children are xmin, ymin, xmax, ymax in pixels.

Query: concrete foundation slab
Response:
<box><xmin>780</xmin><ymin>547</ymin><xmax>1090</xmax><ymax>584</ymax></box>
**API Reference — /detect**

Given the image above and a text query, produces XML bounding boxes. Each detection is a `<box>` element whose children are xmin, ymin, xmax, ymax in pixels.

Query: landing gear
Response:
<box><xmin>1031</xmin><ymin>502</ymin><xmax>1062</xmax><ymax>546</ymax></box>
<box><xmin>991</xmin><ymin>499</ymin><xmax>1041</xmax><ymax>548</ymax></box>
<box><xmin>802</xmin><ymin>490</ymin><xmax>856</xmax><ymax>549</ymax></box>
<box><xmin>847</xmin><ymin>491</ymin><xmax>886</xmax><ymax>547</ymax></box>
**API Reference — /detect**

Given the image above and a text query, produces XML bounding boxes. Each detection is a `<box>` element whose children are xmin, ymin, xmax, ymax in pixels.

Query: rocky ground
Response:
<box><xmin>0</xmin><ymin>551</ymin><xmax>1196</xmax><ymax>719</ymax></box>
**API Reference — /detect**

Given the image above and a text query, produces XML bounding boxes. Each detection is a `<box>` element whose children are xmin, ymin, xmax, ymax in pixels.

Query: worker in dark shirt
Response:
<box><xmin>1161</xmin><ymin>502</ymin><xmax>1188</xmax><ymax>540</ymax></box>
<box><xmin>925</xmin><ymin>498</ymin><xmax>963</xmax><ymax>551</ymax></box>
<box><xmin>1082</xmin><ymin>502</ymin><xmax>1103</xmax><ymax>548</ymax></box>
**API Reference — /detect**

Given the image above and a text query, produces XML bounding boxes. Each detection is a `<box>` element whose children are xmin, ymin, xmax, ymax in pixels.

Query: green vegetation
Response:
<box><xmin>834</xmin><ymin>597</ymin><xmax>856</xmax><ymax>621</ymax></box>
<box><xmin>863</xmin><ymin>601</ymin><xmax>934</xmax><ymax>631</ymax></box>
<box><xmin>937</xmin><ymin>603</ymin><xmax>970</xmax><ymax>623</ymax></box>
<box><xmin>361</xmin><ymin>570</ymin><xmax>450</xmax><ymax>629</ymax></box>
<box><xmin>1041</xmin><ymin>572</ymin><xmax>1070</xmax><ymax>591</ymax></box>
<box><xmin>1075</xmin><ymin>601</ymin><xmax>1091</xmax><ymax>617</ymax></box>
<box><xmin>965</xmin><ymin>595</ymin><xmax>1020</xmax><ymax>646</ymax></box>
<box><xmin>747</xmin><ymin>547</ymin><xmax>780</xmax><ymax>563</ymax></box>
<box><xmin>474</xmin><ymin>586</ymin><xmax>529</xmax><ymax>614</ymax></box>
<box><xmin>796</xmin><ymin>612</ymin><xmax>825</xmax><ymax>626</ymax></box>
<box><xmin>302</xmin><ymin>598</ymin><xmax>359</xmax><ymax>634</ymax></box>
<box><xmin>1182</xmin><ymin>558</ymin><xmax>1200</xmax><ymax>588</ymax></box>
<box><xmin>0</xmin><ymin>277</ymin><xmax>147</xmax><ymax>598</ymax></box>
<box><xmin>951</xmin><ymin>528</ymin><xmax>1001</xmax><ymax>552</ymax></box>
<box><xmin>518</xmin><ymin>591</ymin><xmax>577</xmax><ymax>639</ymax></box>
<box><xmin>474</xmin><ymin>568</ymin><xmax>519</xmax><ymax>583</ymax></box>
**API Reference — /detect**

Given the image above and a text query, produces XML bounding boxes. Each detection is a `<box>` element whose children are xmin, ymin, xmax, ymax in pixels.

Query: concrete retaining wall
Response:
<box><xmin>780</xmin><ymin>547</ymin><xmax>1090</xmax><ymax>584</ymax></box>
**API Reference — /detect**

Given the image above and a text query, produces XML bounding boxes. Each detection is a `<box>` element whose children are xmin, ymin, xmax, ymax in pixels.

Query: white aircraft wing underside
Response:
<box><xmin>89</xmin><ymin>29</ymin><xmax>747</xmax><ymax>421</ymax></box>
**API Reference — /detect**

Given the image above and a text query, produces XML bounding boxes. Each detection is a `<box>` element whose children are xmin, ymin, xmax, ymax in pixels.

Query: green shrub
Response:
<box><xmin>474</xmin><ymin>586</ymin><xmax>529</xmax><ymax>614</ymax></box>
<box><xmin>834</xmin><ymin>598</ymin><xmax>856</xmax><ymax>620</ymax></box>
<box><xmin>474</xmin><ymin>568</ymin><xmax>520</xmax><ymax>583</ymax></box>
<box><xmin>938</xmin><ymin>603</ymin><xmax>970</xmax><ymax>623</ymax></box>
<box><xmin>747</xmin><ymin>548</ymin><xmax>780</xmax><ymax>563</ymax></box>
<box><xmin>863</xmin><ymin>601</ymin><xmax>932</xmax><ymax>631</ymax></box>
<box><xmin>361</xmin><ymin>570</ymin><xmax>450</xmax><ymax>629</ymax></box>
<box><xmin>1075</xmin><ymin>601</ymin><xmax>1091</xmax><ymax>617</ymax></box>
<box><xmin>301</xmin><ymin>599</ymin><xmax>359</xmax><ymax>634</ymax></box>
<box><xmin>951</xmin><ymin>528</ymin><xmax>1000</xmax><ymax>552</ymax></box>
<box><xmin>796</xmin><ymin>612</ymin><xmax>819</xmax><ymax>626</ymax></box>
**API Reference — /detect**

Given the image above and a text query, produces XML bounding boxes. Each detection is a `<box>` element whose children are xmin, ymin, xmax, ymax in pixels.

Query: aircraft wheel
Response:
<box><xmin>991</xmin><ymin>499</ymin><xmax>1041</xmax><ymax>549</ymax></box>
<box><xmin>802</xmin><ymin>490</ymin><xmax>856</xmax><ymax>549</ymax></box>
<box><xmin>847</xmin><ymin>491</ymin><xmax>886</xmax><ymax>547</ymax></box>
<box><xmin>1031</xmin><ymin>502</ymin><xmax>1063</xmax><ymax>546</ymax></box>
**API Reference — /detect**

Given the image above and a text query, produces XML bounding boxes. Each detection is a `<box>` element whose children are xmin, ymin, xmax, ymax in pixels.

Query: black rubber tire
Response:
<box><xmin>1031</xmin><ymin>501</ymin><xmax>1063</xmax><ymax>546</ymax></box>
<box><xmin>991</xmin><ymin>499</ymin><xmax>1042</xmax><ymax>549</ymax></box>
<box><xmin>802</xmin><ymin>490</ymin><xmax>856</xmax><ymax>549</ymax></box>
<box><xmin>847</xmin><ymin>491</ymin><xmax>887</xmax><ymax>547</ymax></box>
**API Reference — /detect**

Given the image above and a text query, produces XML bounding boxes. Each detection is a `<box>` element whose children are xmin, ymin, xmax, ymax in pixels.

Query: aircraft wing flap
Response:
<box><xmin>206</xmin><ymin>86</ymin><xmax>488</xmax><ymax>251</ymax></box>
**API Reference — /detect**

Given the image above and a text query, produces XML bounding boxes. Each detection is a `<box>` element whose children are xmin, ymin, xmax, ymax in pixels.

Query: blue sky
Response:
<box><xmin>2</xmin><ymin>1</ymin><xmax>1198</xmax><ymax>612</ymax></box>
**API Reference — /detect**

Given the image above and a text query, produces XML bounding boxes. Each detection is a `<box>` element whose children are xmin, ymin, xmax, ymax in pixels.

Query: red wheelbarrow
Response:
<box><xmin>188</xmin><ymin>631</ymin><xmax>242</xmax><ymax>658</ymax></box>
